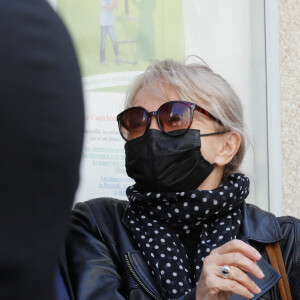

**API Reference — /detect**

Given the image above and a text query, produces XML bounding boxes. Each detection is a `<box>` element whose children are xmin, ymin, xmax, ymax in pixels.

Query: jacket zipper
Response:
<box><xmin>270</xmin><ymin>286</ymin><xmax>276</xmax><ymax>300</ymax></box>
<box><xmin>125</xmin><ymin>254</ymin><xmax>161</xmax><ymax>300</ymax></box>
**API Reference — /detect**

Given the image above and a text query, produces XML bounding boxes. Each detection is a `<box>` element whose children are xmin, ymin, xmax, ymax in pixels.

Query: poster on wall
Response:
<box><xmin>56</xmin><ymin>0</ymin><xmax>269</xmax><ymax>210</ymax></box>
<box><xmin>57</xmin><ymin>0</ymin><xmax>185</xmax><ymax>201</ymax></box>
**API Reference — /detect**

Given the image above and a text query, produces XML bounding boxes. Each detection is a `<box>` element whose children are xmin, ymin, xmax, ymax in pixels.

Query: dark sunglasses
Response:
<box><xmin>117</xmin><ymin>100</ymin><xmax>224</xmax><ymax>141</ymax></box>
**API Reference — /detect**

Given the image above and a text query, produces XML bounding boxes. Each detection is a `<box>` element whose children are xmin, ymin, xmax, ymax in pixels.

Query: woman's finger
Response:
<box><xmin>216</xmin><ymin>264</ymin><xmax>261</xmax><ymax>295</ymax></box>
<box><xmin>213</xmin><ymin>252</ymin><xmax>264</xmax><ymax>279</ymax></box>
<box><xmin>210</xmin><ymin>239</ymin><xmax>261</xmax><ymax>261</ymax></box>
<box><xmin>201</xmin><ymin>270</ymin><xmax>256</xmax><ymax>299</ymax></box>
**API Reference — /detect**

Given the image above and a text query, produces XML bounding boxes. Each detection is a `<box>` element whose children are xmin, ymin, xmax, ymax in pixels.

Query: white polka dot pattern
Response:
<box><xmin>125</xmin><ymin>173</ymin><xmax>249</xmax><ymax>299</ymax></box>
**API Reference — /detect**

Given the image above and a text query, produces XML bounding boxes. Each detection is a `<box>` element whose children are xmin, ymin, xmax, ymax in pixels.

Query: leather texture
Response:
<box><xmin>63</xmin><ymin>198</ymin><xmax>300</xmax><ymax>300</ymax></box>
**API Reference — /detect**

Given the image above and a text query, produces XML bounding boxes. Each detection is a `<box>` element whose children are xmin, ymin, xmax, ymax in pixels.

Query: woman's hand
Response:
<box><xmin>196</xmin><ymin>240</ymin><xmax>264</xmax><ymax>300</ymax></box>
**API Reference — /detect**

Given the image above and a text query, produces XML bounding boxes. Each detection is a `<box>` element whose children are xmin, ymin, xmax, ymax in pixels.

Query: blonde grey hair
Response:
<box><xmin>124</xmin><ymin>58</ymin><xmax>248</xmax><ymax>181</ymax></box>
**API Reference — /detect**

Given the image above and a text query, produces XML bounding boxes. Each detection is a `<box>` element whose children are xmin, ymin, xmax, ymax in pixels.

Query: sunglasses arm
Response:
<box><xmin>199</xmin><ymin>130</ymin><xmax>229</xmax><ymax>137</ymax></box>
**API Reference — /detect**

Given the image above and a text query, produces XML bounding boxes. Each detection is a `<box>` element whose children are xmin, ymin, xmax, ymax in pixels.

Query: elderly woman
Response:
<box><xmin>65</xmin><ymin>59</ymin><xmax>300</xmax><ymax>300</ymax></box>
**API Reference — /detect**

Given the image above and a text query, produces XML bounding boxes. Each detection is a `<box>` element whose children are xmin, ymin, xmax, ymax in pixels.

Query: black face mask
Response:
<box><xmin>125</xmin><ymin>129</ymin><xmax>215</xmax><ymax>192</ymax></box>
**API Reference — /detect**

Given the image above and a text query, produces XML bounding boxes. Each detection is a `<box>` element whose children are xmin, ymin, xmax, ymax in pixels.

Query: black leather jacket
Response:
<box><xmin>62</xmin><ymin>198</ymin><xmax>300</xmax><ymax>300</ymax></box>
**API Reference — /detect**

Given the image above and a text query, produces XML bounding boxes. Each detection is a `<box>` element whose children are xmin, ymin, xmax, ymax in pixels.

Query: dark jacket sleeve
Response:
<box><xmin>66</xmin><ymin>202</ymin><xmax>126</xmax><ymax>300</ymax></box>
<box><xmin>279</xmin><ymin>216</ymin><xmax>300</xmax><ymax>299</ymax></box>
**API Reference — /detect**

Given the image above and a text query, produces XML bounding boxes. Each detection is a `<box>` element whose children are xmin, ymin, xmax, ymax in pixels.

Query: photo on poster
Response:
<box><xmin>58</xmin><ymin>0</ymin><xmax>185</xmax><ymax>91</ymax></box>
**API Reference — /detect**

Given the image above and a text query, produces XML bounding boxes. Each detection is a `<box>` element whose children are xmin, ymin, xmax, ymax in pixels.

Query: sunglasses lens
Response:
<box><xmin>119</xmin><ymin>107</ymin><xmax>148</xmax><ymax>141</ymax></box>
<box><xmin>158</xmin><ymin>102</ymin><xmax>191</xmax><ymax>135</ymax></box>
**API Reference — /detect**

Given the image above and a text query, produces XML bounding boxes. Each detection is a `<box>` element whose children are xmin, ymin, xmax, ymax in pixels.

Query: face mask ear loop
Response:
<box><xmin>199</xmin><ymin>130</ymin><xmax>229</xmax><ymax>137</ymax></box>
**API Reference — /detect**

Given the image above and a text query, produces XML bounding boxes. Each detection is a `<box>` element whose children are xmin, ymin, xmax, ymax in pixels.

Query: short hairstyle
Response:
<box><xmin>124</xmin><ymin>58</ymin><xmax>249</xmax><ymax>181</ymax></box>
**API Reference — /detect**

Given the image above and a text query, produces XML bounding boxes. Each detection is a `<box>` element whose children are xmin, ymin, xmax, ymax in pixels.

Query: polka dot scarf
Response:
<box><xmin>125</xmin><ymin>173</ymin><xmax>250</xmax><ymax>299</ymax></box>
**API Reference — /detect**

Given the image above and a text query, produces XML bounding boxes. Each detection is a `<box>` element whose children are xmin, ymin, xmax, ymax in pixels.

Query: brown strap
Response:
<box><xmin>265</xmin><ymin>242</ymin><xmax>292</xmax><ymax>300</ymax></box>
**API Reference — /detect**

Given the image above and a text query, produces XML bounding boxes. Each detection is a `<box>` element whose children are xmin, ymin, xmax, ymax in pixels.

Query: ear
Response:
<box><xmin>214</xmin><ymin>132</ymin><xmax>241</xmax><ymax>167</ymax></box>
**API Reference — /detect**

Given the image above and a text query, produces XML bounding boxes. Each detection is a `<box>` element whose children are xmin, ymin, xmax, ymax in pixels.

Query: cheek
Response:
<box><xmin>200</xmin><ymin>137</ymin><xmax>219</xmax><ymax>163</ymax></box>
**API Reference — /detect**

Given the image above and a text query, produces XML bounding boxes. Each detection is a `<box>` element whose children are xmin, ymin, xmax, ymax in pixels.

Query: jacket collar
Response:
<box><xmin>239</xmin><ymin>202</ymin><xmax>283</xmax><ymax>243</ymax></box>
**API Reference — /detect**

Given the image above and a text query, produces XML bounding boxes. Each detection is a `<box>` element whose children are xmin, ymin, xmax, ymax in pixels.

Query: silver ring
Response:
<box><xmin>221</xmin><ymin>265</ymin><xmax>231</xmax><ymax>278</ymax></box>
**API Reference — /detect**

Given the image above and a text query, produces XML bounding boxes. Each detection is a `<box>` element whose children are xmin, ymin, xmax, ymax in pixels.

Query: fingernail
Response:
<box><xmin>255</xmin><ymin>252</ymin><xmax>262</xmax><ymax>260</ymax></box>
<box><xmin>248</xmin><ymin>292</ymin><xmax>254</xmax><ymax>299</ymax></box>
<box><xmin>254</xmin><ymin>286</ymin><xmax>261</xmax><ymax>294</ymax></box>
<box><xmin>258</xmin><ymin>270</ymin><xmax>265</xmax><ymax>278</ymax></box>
